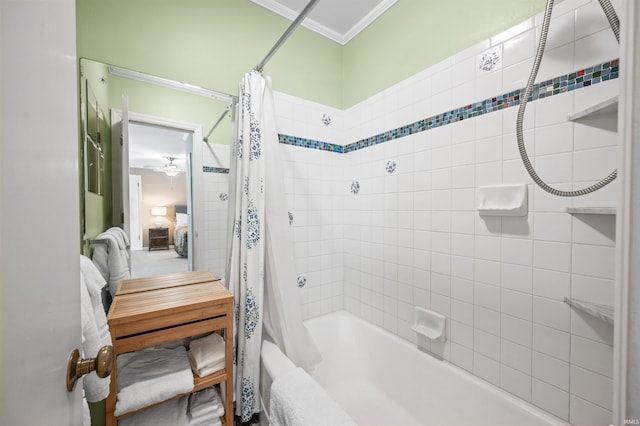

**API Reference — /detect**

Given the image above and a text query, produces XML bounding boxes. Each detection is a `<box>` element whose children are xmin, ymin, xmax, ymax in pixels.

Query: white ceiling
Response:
<box><xmin>128</xmin><ymin>122</ymin><xmax>191</xmax><ymax>173</ymax></box>
<box><xmin>250</xmin><ymin>0</ymin><xmax>398</xmax><ymax>45</ymax></box>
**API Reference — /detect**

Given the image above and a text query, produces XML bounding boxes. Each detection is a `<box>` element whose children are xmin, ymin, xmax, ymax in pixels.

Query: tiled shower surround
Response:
<box><xmin>206</xmin><ymin>0</ymin><xmax>620</xmax><ymax>424</ymax></box>
<box><xmin>202</xmin><ymin>151</ymin><xmax>231</xmax><ymax>278</ymax></box>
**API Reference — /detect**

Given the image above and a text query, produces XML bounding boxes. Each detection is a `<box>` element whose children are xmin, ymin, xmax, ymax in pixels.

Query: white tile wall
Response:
<box><xmin>533</xmin><ymin>350</ymin><xmax>570</xmax><ymax>391</ymax></box>
<box><xmin>201</xmin><ymin>143</ymin><xmax>230</xmax><ymax>278</ymax></box>
<box><xmin>215</xmin><ymin>0</ymin><xmax>622</xmax><ymax>424</ymax></box>
<box><xmin>532</xmin><ymin>379</ymin><xmax>570</xmax><ymax>420</ymax></box>
<box><xmin>474</xmin><ymin>352</ymin><xmax>501</xmax><ymax>386</ymax></box>
<box><xmin>570</xmin><ymin>395</ymin><xmax>613</xmax><ymax>426</ymax></box>
<box><xmin>501</xmin><ymin>364</ymin><xmax>532</xmax><ymax>401</ymax></box>
<box><xmin>280</xmin><ymin>142</ymin><xmax>346</xmax><ymax>318</ymax></box>
<box><xmin>502</xmin><ymin>338</ymin><xmax>532</xmax><ymax>374</ymax></box>
<box><xmin>534</xmin><ymin>323</ymin><xmax>571</xmax><ymax>362</ymax></box>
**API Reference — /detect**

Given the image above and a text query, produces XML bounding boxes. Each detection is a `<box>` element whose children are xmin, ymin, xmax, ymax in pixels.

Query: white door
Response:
<box><xmin>129</xmin><ymin>175</ymin><xmax>143</xmax><ymax>250</ymax></box>
<box><xmin>0</xmin><ymin>1</ymin><xmax>83</xmax><ymax>425</ymax></box>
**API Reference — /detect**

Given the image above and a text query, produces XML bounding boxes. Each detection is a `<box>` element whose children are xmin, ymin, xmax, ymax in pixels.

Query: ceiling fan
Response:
<box><xmin>144</xmin><ymin>156</ymin><xmax>182</xmax><ymax>177</ymax></box>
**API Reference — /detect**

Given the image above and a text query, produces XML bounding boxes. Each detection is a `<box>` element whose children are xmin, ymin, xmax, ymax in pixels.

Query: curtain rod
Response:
<box><xmin>203</xmin><ymin>105</ymin><xmax>232</xmax><ymax>143</ymax></box>
<box><xmin>254</xmin><ymin>0</ymin><xmax>320</xmax><ymax>72</ymax></box>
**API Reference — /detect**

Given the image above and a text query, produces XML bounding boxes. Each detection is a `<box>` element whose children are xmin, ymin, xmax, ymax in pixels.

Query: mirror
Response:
<box><xmin>83</xmin><ymin>81</ymin><xmax>105</xmax><ymax>195</ymax></box>
<box><xmin>79</xmin><ymin>58</ymin><xmax>233</xmax><ymax>279</ymax></box>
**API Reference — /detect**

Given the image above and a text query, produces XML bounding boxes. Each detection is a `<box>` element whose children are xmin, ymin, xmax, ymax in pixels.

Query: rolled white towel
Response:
<box><xmin>115</xmin><ymin>346</ymin><xmax>194</xmax><ymax>416</ymax></box>
<box><xmin>119</xmin><ymin>395</ymin><xmax>189</xmax><ymax>426</ymax></box>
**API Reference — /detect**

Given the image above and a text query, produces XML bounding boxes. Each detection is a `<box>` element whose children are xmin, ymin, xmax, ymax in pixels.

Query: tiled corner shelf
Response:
<box><xmin>564</xmin><ymin>297</ymin><xmax>614</xmax><ymax>325</ymax></box>
<box><xmin>566</xmin><ymin>207</ymin><xmax>616</xmax><ymax>215</ymax></box>
<box><xmin>568</xmin><ymin>96</ymin><xmax>618</xmax><ymax>122</ymax></box>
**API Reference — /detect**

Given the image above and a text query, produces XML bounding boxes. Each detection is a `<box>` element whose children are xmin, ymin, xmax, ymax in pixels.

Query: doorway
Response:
<box><xmin>111</xmin><ymin>109</ymin><xmax>205</xmax><ymax>277</ymax></box>
<box><xmin>128</xmin><ymin>121</ymin><xmax>192</xmax><ymax>277</ymax></box>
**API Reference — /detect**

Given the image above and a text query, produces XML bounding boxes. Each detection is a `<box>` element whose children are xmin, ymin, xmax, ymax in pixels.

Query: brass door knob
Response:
<box><xmin>66</xmin><ymin>345</ymin><xmax>113</xmax><ymax>392</ymax></box>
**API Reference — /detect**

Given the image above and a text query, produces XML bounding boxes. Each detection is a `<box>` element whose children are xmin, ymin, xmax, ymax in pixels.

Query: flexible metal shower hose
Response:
<box><xmin>516</xmin><ymin>0</ymin><xmax>620</xmax><ymax>197</ymax></box>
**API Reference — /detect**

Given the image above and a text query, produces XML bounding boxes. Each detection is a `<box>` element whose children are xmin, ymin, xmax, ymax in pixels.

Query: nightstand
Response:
<box><xmin>148</xmin><ymin>227</ymin><xmax>169</xmax><ymax>251</ymax></box>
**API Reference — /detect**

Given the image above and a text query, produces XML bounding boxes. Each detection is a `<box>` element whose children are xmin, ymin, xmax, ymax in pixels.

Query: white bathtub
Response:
<box><xmin>262</xmin><ymin>311</ymin><xmax>569</xmax><ymax>426</ymax></box>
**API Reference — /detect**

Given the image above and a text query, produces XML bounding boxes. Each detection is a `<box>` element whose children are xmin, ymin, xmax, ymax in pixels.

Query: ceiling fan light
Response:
<box><xmin>164</xmin><ymin>169</ymin><xmax>179</xmax><ymax>177</ymax></box>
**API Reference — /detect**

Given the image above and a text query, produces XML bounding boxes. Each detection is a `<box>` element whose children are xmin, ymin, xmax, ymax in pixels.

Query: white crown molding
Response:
<box><xmin>250</xmin><ymin>0</ymin><xmax>398</xmax><ymax>45</ymax></box>
<box><xmin>250</xmin><ymin>0</ymin><xmax>302</xmax><ymax>24</ymax></box>
<box><xmin>342</xmin><ymin>0</ymin><xmax>398</xmax><ymax>44</ymax></box>
<box><xmin>300</xmin><ymin>16</ymin><xmax>348</xmax><ymax>45</ymax></box>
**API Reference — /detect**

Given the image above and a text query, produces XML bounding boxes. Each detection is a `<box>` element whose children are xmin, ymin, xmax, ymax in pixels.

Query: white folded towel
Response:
<box><xmin>270</xmin><ymin>367</ymin><xmax>356</xmax><ymax>426</ymax></box>
<box><xmin>188</xmin><ymin>386</ymin><xmax>224</xmax><ymax>421</ymax></box>
<box><xmin>187</xmin><ymin>352</ymin><xmax>225</xmax><ymax>377</ymax></box>
<box><xmin>80</xmin><ymin>255</ymin><xmax>112</xmax><ymax>402</ymax></box>
<box><xmin>92</xmin><ymin>231</ymin><xmax>130</xmax><ymax>297</ymax></box>
<box><xmin>115</xmin><ymin>346</ymin><xmax>194</xmax><ymax>416</ymax></box>
<box><xmin>187</xmin><ymin>333</ymin><xmax>225</xmax><ymax>377</ymax></box>
<box><xmin>189</xmin><ymin>418</ymin><xmax>221</xmax><ymax>426</ymax></box>
<box><xmin>91</xmin><ymin>233</ymin><xmax>116</xmax><ymax>282</ymax></box>
<box><xmin>189</xmin><ymin>419</ymin><xmax>221</xmax><ymax>426</ymax></box>
<box><xmin>118</xmin><ymin>395</ymin><xmax>189</xmax><ymax>426</ymax></box>
<box><xmin>80</xmin><ymin>255</ymin><xmax>110</xmax><ymax>338</ymax></box>
<box><xmin>107</xmin><ymin>226</ymin><xmax>130</xmax><ymax>250</ymax></box>
<box><xmin>106</xmin><ymin>227</ymin><xmax>131</xmax><ymax>270</ymax></box>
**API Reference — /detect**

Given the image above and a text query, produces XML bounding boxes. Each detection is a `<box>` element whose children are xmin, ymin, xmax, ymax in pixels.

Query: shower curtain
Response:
<box><xmin>227</xmin><ymin>71</ymin><xmax>321</xmax><ymax>422</ymax></box>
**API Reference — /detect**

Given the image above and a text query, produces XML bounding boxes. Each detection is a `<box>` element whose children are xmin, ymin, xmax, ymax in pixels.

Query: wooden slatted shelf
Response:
<box><xmin>115</xmin><ymin>270</ymin><xmax>220</xmax><ymax>295</ymax></box>
<box><xmin>106</xmin><ymin>272</ymin><xmax>233</xmax><ymax>426</ymax></box>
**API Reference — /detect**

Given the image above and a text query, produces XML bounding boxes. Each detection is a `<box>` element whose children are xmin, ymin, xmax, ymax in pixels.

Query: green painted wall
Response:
<box><xmin>77</xmin><ymin>0</ymin><xmax>547</xmax><ymax>110</ymax></box>
<box><xmin>105</xmin><ymin>71</ymin><xmax>232</xmax><ymax>144</ymax></box>
<box><xmin>342</xmin><ymin>0</ymin><xmax>547</xmax><ymax>107</ymax></box>
<box><xmin>76</xmin><ymin>0</ymin><xmax>343</xmax><ymax>108</ymax></box>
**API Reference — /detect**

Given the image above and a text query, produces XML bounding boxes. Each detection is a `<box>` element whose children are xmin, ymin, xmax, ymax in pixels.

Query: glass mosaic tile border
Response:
<box><xmin>278</xmin><ymin>135</ymin><xmax>344</xmax><ymax>153</ymax></box>
<box><xmin>203</xmin><ymin>166</ymin><xmax>230</xmax><ymax>174</ymax></box>
<box><xmin>278</xmin><ymin>59</ymin><xmax>619</xmax><ymax>155</ymax></box>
